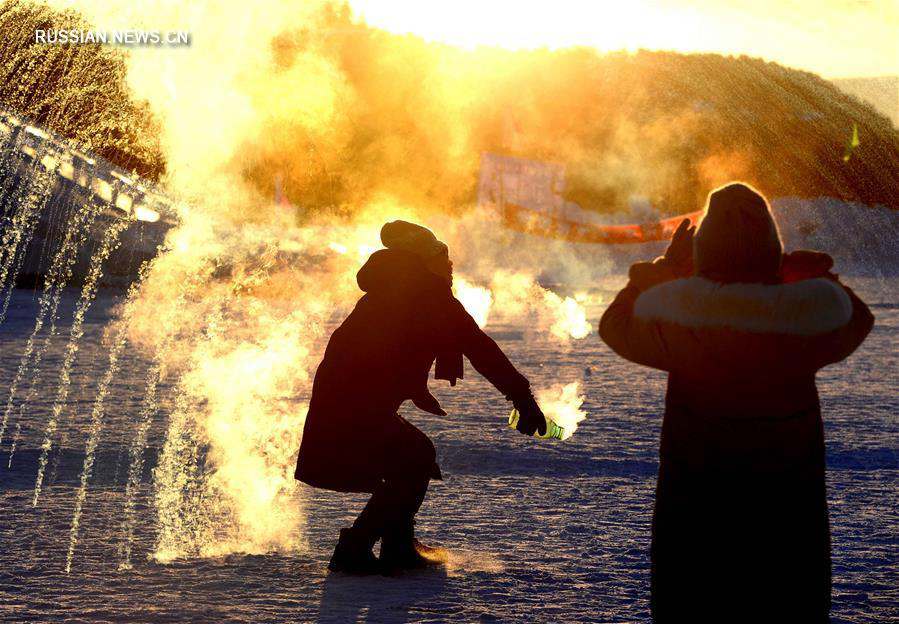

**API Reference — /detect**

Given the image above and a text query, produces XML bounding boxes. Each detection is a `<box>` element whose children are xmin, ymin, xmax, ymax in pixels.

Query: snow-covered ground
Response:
<box><xmin>0</xmin><ymin>277</ymin><xmax>895</xmax><ymax>623</ymax></box>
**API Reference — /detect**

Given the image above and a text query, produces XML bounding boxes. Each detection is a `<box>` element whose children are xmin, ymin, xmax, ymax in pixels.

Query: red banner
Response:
<box><xmin>478</xmin><ymin>153</ymin><xmax>703</xmax><ymax>245</ymax></box>
<box><xmin>500</xmin><ymin>203</ymin><xmax>704</xmax><ymax>244</ymax></box>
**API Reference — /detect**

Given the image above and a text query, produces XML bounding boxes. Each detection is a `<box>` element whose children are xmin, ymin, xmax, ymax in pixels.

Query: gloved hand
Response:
<box><xmin>780</xmin><ymin>250</ymin><xmax>836</xmax><ymax>283</ymax></box>
<box><xmin>629</xmin><ymin>219</ymin><xmax>696</xmax><ymax>291</ymax></box>
<box><xmin>511</xmin><ymin>393</ymin><xmax>547</xmax><ymax>437</ymax></box>
<box><xmin>659</xmin><ymin>218</ymin><xmax>696</xmax><ymax>276</ymax></box>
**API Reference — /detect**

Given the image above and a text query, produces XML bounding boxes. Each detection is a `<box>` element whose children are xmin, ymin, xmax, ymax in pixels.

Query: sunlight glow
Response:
<box><xmin>348</xmin><ymin>0</ymin><xmax>898</xmax><ymax>78</ymax></box>
<box><xmin>349</xmin><ymin>0</ymin><xmax>699</xmax><ymax>52</ymax></box>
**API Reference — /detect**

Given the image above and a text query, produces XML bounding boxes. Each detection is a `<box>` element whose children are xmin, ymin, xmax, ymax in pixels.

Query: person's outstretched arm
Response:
<box><xmin>454</xmin><ymin>301</ymin><xmax>529</xmax><ymax>398</ymax></box>
<box><xmin>450</xmin><ymin>299</ymin><xmax>547</xmax><ymax>436</ymax></box>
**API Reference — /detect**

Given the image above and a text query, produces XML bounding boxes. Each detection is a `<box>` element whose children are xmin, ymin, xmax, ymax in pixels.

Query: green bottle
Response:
<box><xmin>508</xmin><ymin>408</ymin><xmax>565</xmax><ymax>440</ymax></box>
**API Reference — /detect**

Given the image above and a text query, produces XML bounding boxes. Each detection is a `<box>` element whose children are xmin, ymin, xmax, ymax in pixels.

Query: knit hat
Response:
<box><xmin>693</xmin><ymin>183</ymin><xmax>783</xmax><ymax>283</ymax></box>
<box><xmin>380</xmin><ymin>220</ymin><xmax>448</xmax><ymax>258</ymax></box>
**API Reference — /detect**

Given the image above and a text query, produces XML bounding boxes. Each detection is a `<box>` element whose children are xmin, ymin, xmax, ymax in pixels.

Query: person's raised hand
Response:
<box><xmin>512</xmin><ymin>393</ymin><xmax>547</xmax><ymax>437</ymax></box>
<box><xmin>627</xmin><ymin>219</ymin><xmax>695</xmax><ymax>290</ymax></box>
<box><xmin>661</xmin><ymin>218</ymin><xmax>696</xmax><ymax>275</ymax></box>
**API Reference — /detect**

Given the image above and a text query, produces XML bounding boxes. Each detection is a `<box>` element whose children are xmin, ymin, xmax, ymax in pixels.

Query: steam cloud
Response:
<box><xmin>536</xmin><ymin>382</ymin><xmax>587</xmax><ymax>441</ymax></box>
<box><xmin>64</xmin><ymin>0</ymin><xmax>895</xmax><ymax>563</ymax></box>
<box><xmin>50</xmin><ymin>0</ymin><xmax>620</xmax><ymax>560</ymax></box>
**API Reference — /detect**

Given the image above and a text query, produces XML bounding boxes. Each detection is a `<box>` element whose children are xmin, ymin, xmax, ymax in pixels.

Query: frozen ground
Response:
<box><xmin>0</xmin><ymin>277</ymin><xmax>895</xmax><ymax>623</ymax></box>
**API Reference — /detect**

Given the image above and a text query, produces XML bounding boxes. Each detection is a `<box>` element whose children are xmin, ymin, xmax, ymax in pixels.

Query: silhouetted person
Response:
<box><xmin>296</xmin><ymin>220</ymin><xmax>546</xmax><ymax>574</ymax></box>
<box><xmin>599</xmin><ymin>183</ymin><xmax>873</xmax><ymax>622</ymax></box>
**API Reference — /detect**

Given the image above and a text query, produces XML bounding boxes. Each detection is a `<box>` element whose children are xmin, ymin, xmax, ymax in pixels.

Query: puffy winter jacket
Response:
<box><xmin>296</xmin><ymin>249</ymin><xmax>530</xmax><ymax>493</ymax></box>
<box><xmin>600</xmin><ymin>272</ymin><xmax>873</xmax><ymax>622</ymax></box>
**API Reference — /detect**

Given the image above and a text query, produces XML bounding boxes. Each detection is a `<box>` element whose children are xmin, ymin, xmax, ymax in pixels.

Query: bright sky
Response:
<box><xmin>348</xmin><ymin>0</ymin><xmax>899</xmax><ymax>78</ymax></box>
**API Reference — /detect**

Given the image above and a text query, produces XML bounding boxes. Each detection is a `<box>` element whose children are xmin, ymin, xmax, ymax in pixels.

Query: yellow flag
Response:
<box><xmin>843</xmin><ymin>123</ymin><xmax>860</xmax><ymax>162</ymax></box>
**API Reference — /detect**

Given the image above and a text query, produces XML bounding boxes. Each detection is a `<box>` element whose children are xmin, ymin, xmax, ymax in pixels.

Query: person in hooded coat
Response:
<box><xmin>599</xmin><ymin>183</ymin><xmax>873</xmax><ymax>622</ymax></box>
<box><xmin>296</xmin><ymin>220</ymin><xmax>547</xmax><ymax>574</ymax></box>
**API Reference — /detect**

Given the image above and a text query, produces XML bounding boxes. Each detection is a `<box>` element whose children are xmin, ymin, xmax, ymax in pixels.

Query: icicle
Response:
<box><xmin>47</xmin><ymin>431</ymin><xmax>68</xmax><ymax>488</ymax></box>
<box><xmin>33</xmin><ymin>216</ymin><xmax>129</xmax><ymax>506</ymax></box>
<box><xmin>6</xmin><ymin>422</ymin><xmax>21</xmax><ymax>468</ymax></box>
<box><xmin>0</xmin><ymin>200</ymin><xmax>100</xmax><ymax>447</ymax></box>
<box><xmin>0</xmin><ymin>150</ymin><xmax>49</xmax><ymax>295</ymax></box>
<box><xmin>150</xmin><ymin>387</ymin><xmax>209</xmax><ymax>563</ymax></box>
<box><xmin>118</xmin><ymin>363</ymin><xmax>161</xmax><ymax>570</ymax></box>
<box><xmin>119</xmin><ymin>270</ymin><xmax>202</xmax><ymax>569</ymax></box>
<box><xmin>65</xmin><ymin>321</ymin><xmax>130</xmax><ymax>572</ymax></box>
<box><xmin>66</xmin><ymin>268</ymin><xmax>148</xmax><ymax>572</ymax></box>
<box><xmin>150</xmin><ymin>302</ymin><xmax>229</xmax><ymax>563</ymax></box>
<box><xmin>0</xmin><ymin>162</ymin><xmax>61</xmax><ymax>323</ymax></box>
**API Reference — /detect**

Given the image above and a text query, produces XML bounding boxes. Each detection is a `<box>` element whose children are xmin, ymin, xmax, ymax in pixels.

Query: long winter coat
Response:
<box><xmin>295</xmin><ymin>249</ymin><xmax>530</xmax><ymax>493</ymax></box>
<box><xmin>599</xmin><ymin>273</ymin><xmax>873</xmax><ymax>622</ymax></box>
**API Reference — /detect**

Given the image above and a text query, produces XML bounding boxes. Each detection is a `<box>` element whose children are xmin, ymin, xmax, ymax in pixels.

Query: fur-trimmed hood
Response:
<box><xmin>634</xmin><ymin>277</ymin><xmax>853</xmax><ymax>336</ymax></box>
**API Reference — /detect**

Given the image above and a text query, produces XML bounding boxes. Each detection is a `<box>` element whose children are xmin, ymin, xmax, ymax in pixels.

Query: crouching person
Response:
<box><xmin>599</xmin><ymin>183</ymin><xmax>873</xmax><ymax>622</ymax></box>
<box><xmin>296</xmin><ymin>220</ymin><xmax>547</xmax><ymax>574</ymax></box>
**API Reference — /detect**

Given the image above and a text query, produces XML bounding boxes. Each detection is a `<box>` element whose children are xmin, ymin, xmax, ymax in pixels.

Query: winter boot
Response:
<box><xmin>328</xmin><ymin>528</ymin><xmax>380</xmax><ymax>575</ymax></box>
<box><xmin>379</xmin><ymin>526</ymin><xmax>447</xmax><ymax>573</ymax></box>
